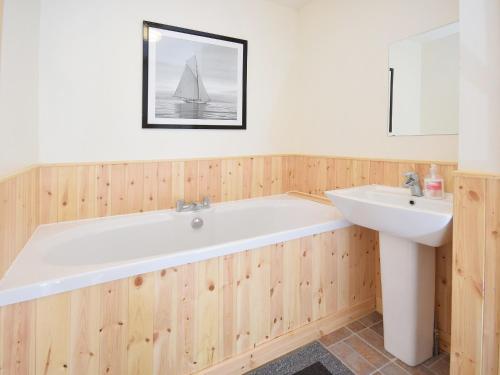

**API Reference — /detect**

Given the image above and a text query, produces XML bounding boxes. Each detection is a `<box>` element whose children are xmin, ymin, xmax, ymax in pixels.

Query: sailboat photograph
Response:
<box><xmin>142</xmin><ymin>22</ymin><xmax>248</xmax><ymax>129</ymax></box>
<box><xmin>173</xmin><ymin>56</ymin><xmax>211</xmax><ymax>104</ymax></box>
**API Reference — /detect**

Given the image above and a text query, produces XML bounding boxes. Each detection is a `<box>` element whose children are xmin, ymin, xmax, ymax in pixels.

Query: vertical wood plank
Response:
<box><xmin>299</xmin><ymin>236</ymin><xmax>313</xmax><ymax>325</ymax></box>
<box><xmin>221</xmin><ymin>159</ymin><xmax>244</xmax><ymax>202</ymax></box>
<box><xmin>157</xmin><ymin>161</ymin><xmax>172</xmax><ymax>209</ymax></box>
<box><xmin>282</xmin><ymin>239</ymin><xmax>301</xmax><ymax>332</ymax></box>
<box><xmin>95</xmin><ymin>164</ymin><xmax>111</xmax><ymax>218</ymax></box>
<box><xmin>0</xmin><ymin>301</ymin><xmax>35</xmax><ymax>375</ymax></box>
<box><xmin>39</xmin><ymin>166</ymin><xmax>59</xmax><ymax>224</ymax></box>
<box><xmin>99</xmin><ymin>279</ymin><xmax>129</xmax><ymax>375</ymax></box>
<box><xmin>369</xmin><ymin>161</ymin><xmax>385</xmax><ymax>185</ymax></box>
<box><xmin>335</xmin><ymin>159</ymin><xmax>352</xmax><ymax>189</ymax></box>
<box><xmin>153</xmin><ymin>268</ymin><xmax>179</xmax><ymax>375</ymax></box>
<box><xmin>184</xmin><ymin>160</ymin><xmax>199</xmax><ymax>203</ymax></box>
<box><xmin>76</xmin><ymin>166</ymin><xmax>96</xmax><ymax>219</ymax></box>
<box><xmin>128</xmin><ymin>273</ymin><xmax>154</xmax><ymax>375</ymax></box>
<box><xmin>36</xmin><ymin>293</ymin><xmax>71</xmax><ymax>374</ymax></box>
<box><xmin>198</xmin><ymin>159</ymin><xmax>221</xmax><ymax>203</ymax></box>
<box><xmin>193</xmin><ymin>258</ymin><xmax>219</xmax><ymax>370</ymax></box>
<box><xmin>70</xmin><ymin>286</ymin><xmax>100</xmax><ymax>375</ymax></box>
<box><xmin>171</xmin><ymin>161</ymin><xmax>185</xmax><ymax>204</ymax></box>
<box><xmin>270</xmin><ymin>243</ymin><xmax>284</xmax><ymax>339</ymax></box>
<box><xmin>352</xmin><ymin>160</ymin><xmax>370</xmax><ymax>187</ymax></box>
<box><xmin>57</xmin><ymin>166</ymin><xmax>78</xmax><ymax>222</ymax></box>
<box><xmin>250</xmin><ymin>247</ymin><xmax>271</xmax><ymax>348</ymax></box>
<box><xmin>451</xmin><ymin>176</ymin><xmax>486</xmax><ymax>374</ymax></box>
<box><xmin>142</xmin><ymin>162</ymin><xmax>158</xmax><ymax>213</ymax></box>
<box><xmin>126</xmin><ymin>163</ymin><xmax>144</xmax><ymax>214</ymax></box>
<box><xmin>110</xmin><ymin>164</ymin><xmax>127</xmax><ymax>216</ymax></box>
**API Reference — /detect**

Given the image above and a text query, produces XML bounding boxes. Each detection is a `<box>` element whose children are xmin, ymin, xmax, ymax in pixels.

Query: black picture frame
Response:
<box><xmin>142</xmin><ymin>21</ymin><xmax>248</xmax><ymax>130</ymax></box>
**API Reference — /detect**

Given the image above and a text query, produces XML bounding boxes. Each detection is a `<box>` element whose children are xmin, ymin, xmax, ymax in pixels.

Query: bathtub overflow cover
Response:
<box><xmin>191</xmin><ymin>217</ymin><xmax>204</xmax><ymax>229</ymax></box>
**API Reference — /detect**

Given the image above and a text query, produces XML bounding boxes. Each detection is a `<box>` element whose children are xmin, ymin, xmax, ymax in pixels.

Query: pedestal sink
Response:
<box><xmin>325</xmin><ymin>185</ymin><xmax>452</xmax><ymax>366</ymax></box>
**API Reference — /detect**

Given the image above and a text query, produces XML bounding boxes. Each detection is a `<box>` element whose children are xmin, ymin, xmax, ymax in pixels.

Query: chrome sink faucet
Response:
<box><xmin>403</xmin><ymin>172</ymin><xmax>423</xmax><ymax>197</ymax></box>
<box><xmin>176</xmin><ymin>196</ymin><xmax>211</xmax><ymax>212</ymax></box>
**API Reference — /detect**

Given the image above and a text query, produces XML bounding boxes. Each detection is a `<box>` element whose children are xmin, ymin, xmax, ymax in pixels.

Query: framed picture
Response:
<box><xmin>142</xmin><ymin>21</ymin><xmax>248</xmax><ymax>129</ymax></box>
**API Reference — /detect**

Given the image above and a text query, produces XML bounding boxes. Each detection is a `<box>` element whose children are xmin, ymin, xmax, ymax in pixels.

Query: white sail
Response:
<box><xmin>173</xmin><ymin>56</ymin><xmax>210</xmax><ymax>103</ymax></box>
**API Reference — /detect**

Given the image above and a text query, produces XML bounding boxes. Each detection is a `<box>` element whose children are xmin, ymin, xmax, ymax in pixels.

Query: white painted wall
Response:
<box><xmin>294</xmin><ymin>0</ymin><xmax>459</xmax><ymax>162</ymax></box>
<box><xmin>37</xmin><ymin>0</ymin><xmax>299</xmax><ymax>164</ymax></box>
<box><xmin>0</xmin><ymin>0</ymin><xmax>39</xmax><ymax>176</ymax></box>
<box><xmin>459</xmin><ymin>0</ymin><xmax>500</xmax><ymax>173</ymax></box>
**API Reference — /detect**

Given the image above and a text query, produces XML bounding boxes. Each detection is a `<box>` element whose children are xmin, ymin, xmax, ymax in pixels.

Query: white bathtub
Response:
<box><xmin>0</xmin><ymin>194</ymin><xmax>350</xmax><ymax>306</ymax></box>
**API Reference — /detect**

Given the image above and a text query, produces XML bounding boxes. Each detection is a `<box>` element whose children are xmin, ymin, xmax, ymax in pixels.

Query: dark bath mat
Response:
<box><xmin>294</xmin><ymin>361</ymin><xmax>332</xmax><ymax>375</ymax></box>
<box><xmin>245</xmin><ymin>341</ymin><xmax>352</xmax><ymax>375</ymax></box>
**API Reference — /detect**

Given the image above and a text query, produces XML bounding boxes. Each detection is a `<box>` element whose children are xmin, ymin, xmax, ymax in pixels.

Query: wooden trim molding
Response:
<box><xmin>0</xmin><ymin>228</ymin><xmax>377</xmax><ymax>374</ymax></box>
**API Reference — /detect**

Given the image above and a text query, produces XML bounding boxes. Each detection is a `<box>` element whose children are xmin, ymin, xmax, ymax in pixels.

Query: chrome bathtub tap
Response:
<box><xmin>176</xmin><ymin>196</ymin><xmax>211</xmax><ymax>212</ymax></box>
<box><xmin>403</xmin><ymin>172</ymin><xmax>423</xmax><ymax>197</ymax></box>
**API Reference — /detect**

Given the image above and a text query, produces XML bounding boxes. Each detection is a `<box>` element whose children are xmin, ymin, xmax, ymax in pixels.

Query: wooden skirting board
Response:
<box><xmin>0</xmin><ymin>228</ymin><xmax>377</xmax><ymax>374</ymax></box>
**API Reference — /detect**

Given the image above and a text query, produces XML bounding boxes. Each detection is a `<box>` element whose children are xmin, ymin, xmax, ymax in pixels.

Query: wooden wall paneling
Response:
<box><xmin>270</xmin><ymin>156</ymin><xmax>283</xmax><ymax>195</ymax></box>
<box><xmin>281</xmin><ymin>156</ymin><xmax>296</xmax><ymax>192</ymax></box>
<box><xmin>334</xmin><ymin>159</ymin><xmax>352</xmax><ymax>189</ymax></box>
<box><xmin>352</xmin><ymin>160</ymin><xmax>370</xmax><ymax>187</ymax></box>
<box><xmin>157</xmin><ymin>161</ymin><xmax>173</xmax><ymax>210</ymax></box>
<box><xmin>171</xmin><ymin>161</ymin><xmax>185</xmax><ymax>205</ymax></box>
<box><xmin>57</xmin><ymin>166</ymin><xmax>78</xmax><ymax>222</ymax></box>
<box><xmin>193</xmin><ymin>258</ymin><xmax>219</xmax><ymax>371</ymax></box>
<box><xmin>221</xmin><ymin>159</ymin><xmax>244</xmax><ymax>202</ymax></box>
<box><xmin>282</xmin><ymin>239</ymin><xmax>301</xmax><ymax>332</ymax></box>
<box><xmin>184</xmin><ymin>161</ymin><xmax>199</xmax><ymax>203</ymax></box>
<box><xmin>369</xmin><ymin>161</ymin><xmax>385</xmax><ymax>185</ymax></box>
<box><xmin>299</xmin><ymin>236</ymin><xmax>313</xmax><ymax>326</ymax></box>
<box><xmin>95</xmin><ymin>164</ymin><xmax>112</xmax><ymax>218</ymax></box>
<box><xmin>435</xmin><ymin>242</ymin><xmax>453</xmax><ymax>352</ymax></box>
<box><xmin>178</xmin><ymin>263</ymin><xmax>196</xmax><ymax>375</ymax></box>
<box><xmin>125</xmin><ymin>163</ymin><xmax>144</xmax><ymax>214</ymax></box>
<box><xmin>249</xmin><ymin>157</ymin><xmax>265</xmax><ymax>198</ymax></box>
<box><xmin>39</xmin><ymin>166</ymin><xmax>59</xmax><ymax>224</ymax></box>
<box><xmin>450</xmin><ymin>176</ymin><xmax>486</xmax><ymax>374</ymax></box>
<box><xmin>382</xmin><ymin>161</ymin><xmax>399</xmax><ymax>187</ymax></box>
<box><xmin>319</xmin><ymin>231</ymin><xmax>338</xmax><ymax>316</ymax></box>
<box><xmin>152</xmin><ymin>267</ymin><xmax>178</xmax><ymax>374</ymax></box>
<box><xmin>99</xmin><ymin>279</ymin><xmax>129</xmax><ymax>375</ymax></box>
<box><xmin>128</xmin><ymin>273</ymin><xmax>154</xmax><ymax>375</ymax></box>
<box><xmin>142</xmin><ymin>162</ymin><xmax>158</xmax><ymax>212</ymax></box>
<box><xmin>76</xmin><ymin>165</ymin><xmax>96</xmax><ymax>219</ymax></box>
<box><xmin>249</xmin><ymin>246</ymin><xmax>271</xmax><ymax>349</ymax></box>
<box><xmin>69</xmin><ymin>285</ymin><xmax>101</xmax><ymax>375</ymax></box>
<box><xmin>36</xmin><ymin>293</ymin><xmax>71</xmax><ymax>374</ymax></box>
<box><xmin>335</xmin><ymin>227</ymin><xmax>351</xmax><ymax>310</ymax></box>
<box><xmin>234</xmin><ymin>250</ymin><xmax>252</xmax><ymax>355</ymax></box>
<box><xmin>198</xmin><ymin>159</ymin><xmax>221</xmax><ymax>203</ymax></box>
<box><xmin>270</xmin><ymin>243</ymin><xmax>284</xmax><ymax>339</ymax></box>
<box><xmin>110</xmin><ymin>164</ymin><xmax>127</xmax><ymax>216</ymax></box>
<box><xmin>325</xmin><ymin>158</ymin><xmax>336</xmax><ymax>191</ymax></box>
<box><xmin>482</xmin><ymin>178</ymin><xmax>500</xmax><ymax>374</ymax></box>
<box><xmin>0</xmin><ymin>301</ymin><xmax>35</xmax><ymax>375</ymax></box>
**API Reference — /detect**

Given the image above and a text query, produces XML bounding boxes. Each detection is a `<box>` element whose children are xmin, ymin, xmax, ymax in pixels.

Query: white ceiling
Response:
<box><xmin>267</xmin><ymin>0</ymin><xmax>313</xmax><ymax>10</ymax></box>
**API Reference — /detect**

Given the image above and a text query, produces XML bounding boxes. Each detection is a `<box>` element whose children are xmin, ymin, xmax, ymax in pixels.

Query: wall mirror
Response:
<box><xmin>388</xmin><ymin>22</ymin><xmax>459</xmax><ymax>136</ymax></box>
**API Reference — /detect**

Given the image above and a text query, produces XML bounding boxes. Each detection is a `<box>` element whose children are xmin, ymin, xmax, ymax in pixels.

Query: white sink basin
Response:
<box><xmin>325</xmin><ymin>185</ymin><xmax>453</xmax><ymax>366</ymax></box>
<box><xmin>325</xmin><ymin>185</ymin><xmax>452</xmax><ymax>247</ymax></box>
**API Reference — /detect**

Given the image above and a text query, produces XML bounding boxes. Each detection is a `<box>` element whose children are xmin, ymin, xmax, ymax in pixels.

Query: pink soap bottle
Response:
<box><xmin>424</xmin><ymin>164</ymin><xmax>444</xmax><ymax>199</ymax></box>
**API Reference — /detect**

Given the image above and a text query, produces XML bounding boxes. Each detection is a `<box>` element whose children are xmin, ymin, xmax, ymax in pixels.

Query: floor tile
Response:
<box><xmin>329</xmin><ymin>342</ymin><xmax>376</xmax><ymax>375</ymax></box>
<box><xmin>344</xmin><ymin>335</ymin><xmax>390</xmax><ymax>368</ymax></box>
<box><xmin>395</xmin><ymin>359</ymin><xmax>434</xmax><ymax>374</ymax></box>
<box><xmin>359</xmin><ymin>311</ymin><xmax>383</xmax><ymax>327</ymax></box>
<box><xmin>346</xmin><ymin>320</ymin><xmax>366</xmax><ymax>333</ymax></box>
<box><xmin>422</xmin><ymin>353</ymin><xmax>446</xmax><ymax>368</ymax></box>
<box><xmin>371</xmin><ymin>321</ymin><xmax>384</xmax><ymax>337</ymax></box>
<box><xmin>379</xmin><ymin>362</ymin><xmax>409</xmax><ymax>375</ymax></box>
<box><xmin>428</xmin><ymin>354</ymin><xmax>450</xmax><ymax>375</ymax></box>
<box><xmin>320</xmin><ymin>327</ymin><xmax>352</xmax><ymax>347</ymax></box>
<box><xmin>357</xmin><ymin>328</ymin><xmax>394</xmax><ymax>359</ymax></box>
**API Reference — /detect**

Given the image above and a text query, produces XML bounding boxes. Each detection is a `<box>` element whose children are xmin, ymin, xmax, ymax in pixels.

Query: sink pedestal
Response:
<box><xmin>379</xmin><ymin>233</ymin><xmax>436</xmax><ymax>366</ymax></box>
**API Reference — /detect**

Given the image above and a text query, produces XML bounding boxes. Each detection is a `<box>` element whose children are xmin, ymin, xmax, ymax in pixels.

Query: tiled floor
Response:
<box><xmin>319</xmin><ymin>312</ymin><xmax>450</xmax><ymax>375</ymax></box>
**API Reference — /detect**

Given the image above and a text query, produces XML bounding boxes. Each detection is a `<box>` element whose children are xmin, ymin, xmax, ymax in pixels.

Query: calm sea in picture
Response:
<box><xmin>155</xmin><ymin>90</ymin><xmax>237</xmax><ymax>120</ymax></box>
